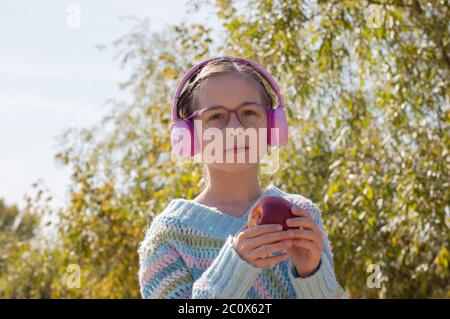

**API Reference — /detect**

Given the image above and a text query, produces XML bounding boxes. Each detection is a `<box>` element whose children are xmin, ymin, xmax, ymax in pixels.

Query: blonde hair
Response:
<box><xmin>176</xmin><ymin>58</ymin><xmax>276</xmax><ymax>119</ymax></box>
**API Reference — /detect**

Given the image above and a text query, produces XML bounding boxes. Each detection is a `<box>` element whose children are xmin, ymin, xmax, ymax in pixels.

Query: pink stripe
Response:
<box><xmin>183</xmin><ymin>255</ymin><xmax>213</xmax><ymax>269</ymax></box>
<box><xmin>140</xmin><ymin>249</ymin><xmax>180</xmax><ymax>286</ymax></box>
<box><xmin>253</xmin><ymin>277</ymin><xmax>272</xmax><ymax>299</ymax></box>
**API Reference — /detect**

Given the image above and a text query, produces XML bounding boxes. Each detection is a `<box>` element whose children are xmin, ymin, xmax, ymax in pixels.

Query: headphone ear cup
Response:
<box><xmin>170</xmin><ymin>120</ymin><xmax>199</xmax><ymax>157</ymax></box>
<box><xmin>191</xmin><ymin>121</ymin><xmax>200</xmax><ymax>156</ymax></box>
<box><xmin>267</xmin><ymin>108</ymin><xmax>288</xmax><ymax>146</ymax></box>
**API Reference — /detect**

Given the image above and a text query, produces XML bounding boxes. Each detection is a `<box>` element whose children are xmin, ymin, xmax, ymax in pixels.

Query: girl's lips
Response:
<box><xmin>225</xmin><ymin>146</ymin><xmax>250</xmax><ymax>152</ymax></box>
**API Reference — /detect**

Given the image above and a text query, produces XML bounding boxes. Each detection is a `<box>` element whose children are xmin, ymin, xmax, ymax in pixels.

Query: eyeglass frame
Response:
<box><xmin>184</xmin><ymin>102</ymin><xmax>270</xmax><ymax>129</ymax></box>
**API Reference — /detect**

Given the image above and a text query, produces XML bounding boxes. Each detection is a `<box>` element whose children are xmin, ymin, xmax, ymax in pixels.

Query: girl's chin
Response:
<box><xmin>208</xmin><ymin>162</ymin><xmax>259</xmax><ymax>172</ymax></box>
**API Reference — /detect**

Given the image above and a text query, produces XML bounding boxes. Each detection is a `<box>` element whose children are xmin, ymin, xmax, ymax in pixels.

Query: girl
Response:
<box><xmin>138</xmin><ymin>56</ymin><xmax>346</xmax><ymax>299</ymax></box>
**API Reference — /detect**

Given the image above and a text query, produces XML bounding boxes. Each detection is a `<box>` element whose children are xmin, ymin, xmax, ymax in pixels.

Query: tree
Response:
<box><xmin>211</xmin><ymin>0</ymin><xmax>449</xmax><ymax>297</ymax></box>
<box><xmin>2</xmin><ymin>0</ymin><xmax>448</xmax><ymax>298</ymax></box>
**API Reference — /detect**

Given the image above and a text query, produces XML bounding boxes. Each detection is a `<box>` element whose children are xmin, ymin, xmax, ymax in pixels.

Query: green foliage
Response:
<box><xmin>214</xmin><ymin>0</ymin><xmax>449</xmax><ymax>298</ymax></box>
<box><xmin>1</xmin><ymin>0</ymin><xmax>448</xmax><ymax>298</ymax></box>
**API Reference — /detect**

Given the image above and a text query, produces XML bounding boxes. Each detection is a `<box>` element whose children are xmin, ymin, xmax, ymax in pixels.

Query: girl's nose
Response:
<box><xmin>226</xmin><ymin>112</ymin><xmax>242</xmax><ymax>130</ymax></box>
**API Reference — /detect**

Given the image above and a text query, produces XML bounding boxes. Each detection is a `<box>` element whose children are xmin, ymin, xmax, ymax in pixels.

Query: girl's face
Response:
<box><xmin>192</xmin><ymin>73</ymin><xmax>268</xmax><ymax>174</ymax></box>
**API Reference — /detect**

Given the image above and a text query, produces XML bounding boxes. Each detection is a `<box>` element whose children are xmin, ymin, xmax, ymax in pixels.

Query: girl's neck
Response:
<box><xmin>194</xmin><ymin>165</ymin><xmax>263</xmax><ymax>216</ymax></box>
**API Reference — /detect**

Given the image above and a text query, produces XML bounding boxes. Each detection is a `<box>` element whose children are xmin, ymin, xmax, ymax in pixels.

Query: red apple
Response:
<box><xmin>248</xmin><ymin>196</ymin><xmax>294</xmax><ymax>230</ymax></box>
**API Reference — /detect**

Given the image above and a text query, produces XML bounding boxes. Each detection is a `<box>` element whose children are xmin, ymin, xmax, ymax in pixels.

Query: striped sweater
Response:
<box><xmin>138</xmin><ymin>184</ymin><xmax>347</xmax><ymax>299</ymax></box>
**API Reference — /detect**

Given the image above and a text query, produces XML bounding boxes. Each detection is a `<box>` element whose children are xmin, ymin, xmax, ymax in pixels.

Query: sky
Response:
<box><xmin>0</xmin><ymin>0</ymin><xmax>215</xmax><ymax>210</ymax></box>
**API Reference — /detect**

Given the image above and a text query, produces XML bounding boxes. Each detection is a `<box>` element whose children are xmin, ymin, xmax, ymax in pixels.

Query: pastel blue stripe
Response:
<box><xmin>142</xmin><ymin>242</ymin><xmax>173</xmax><ymax>268</ymax></box>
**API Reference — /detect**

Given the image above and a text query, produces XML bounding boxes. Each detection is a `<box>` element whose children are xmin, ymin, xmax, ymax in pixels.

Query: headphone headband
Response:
<box><xmin>171</xmin><ymin>56</ymin><xmax>285</xmax><ymax>122</ymax></box>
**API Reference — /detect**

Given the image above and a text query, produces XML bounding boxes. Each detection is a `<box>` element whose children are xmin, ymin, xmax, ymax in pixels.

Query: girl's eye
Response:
<box><xmin>243</xmin><ymin>110</ymin><xmax>257</xmax><ymax>116</ymax></box>
<box><xmin>208</xmin><ymin>113</ymin><xmax>225</xmax><ymax>121</ymax></box>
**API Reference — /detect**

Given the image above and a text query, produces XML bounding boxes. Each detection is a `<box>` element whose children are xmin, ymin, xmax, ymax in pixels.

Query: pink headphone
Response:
<box><xmin>170</xmin><ymin>56</ymin><xmax>288</xmax><ymax>157</ymax></box>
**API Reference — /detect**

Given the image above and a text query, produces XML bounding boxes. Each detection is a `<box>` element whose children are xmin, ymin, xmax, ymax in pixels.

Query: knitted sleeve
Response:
<box><xmin>138</xmin><ymin>215</ymin><xmax>262</xmax><ymax>299</ymax></box>
<box><xmin>286</xmin><ymin>195</ymin><xmax>347</xmax><ymax>298</ymax></box>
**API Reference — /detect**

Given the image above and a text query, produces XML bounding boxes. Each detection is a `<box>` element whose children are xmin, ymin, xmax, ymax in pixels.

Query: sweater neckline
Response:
<box><xmin>171</xmin><ymin>183</ymin><xmax>279</xmax><ymax>222</ymax></box>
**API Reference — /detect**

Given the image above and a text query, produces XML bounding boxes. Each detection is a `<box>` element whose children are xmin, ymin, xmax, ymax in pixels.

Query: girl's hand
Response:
<box><xmin>285</xmin><ymin>207</ymin><xmax>324</xmax><ymax>277</ymax></box>
<box><xmin>232</xmin><ymin>224</ymin><xmax>294</xmax><ymax>268</ymax></box>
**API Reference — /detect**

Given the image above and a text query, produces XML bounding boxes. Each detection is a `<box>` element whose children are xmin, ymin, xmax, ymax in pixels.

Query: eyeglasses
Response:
<box><xmin>185</xmin><ymin>103</ymin><xmax>268</xmax><ymax>129</ymax></box>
